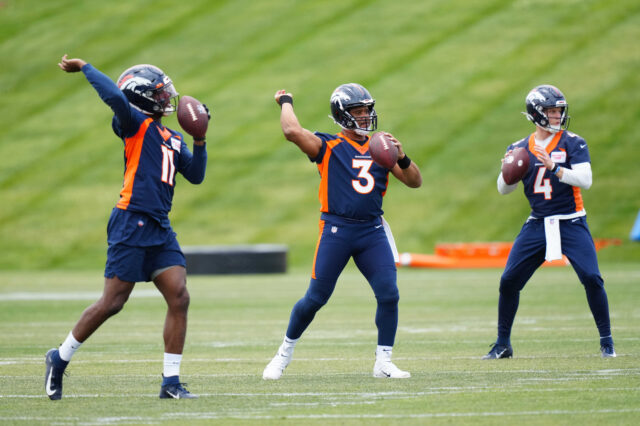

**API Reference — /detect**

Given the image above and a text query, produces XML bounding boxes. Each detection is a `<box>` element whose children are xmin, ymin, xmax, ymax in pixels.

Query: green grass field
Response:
<box><xmin>1</xmin><ymin>1</ymin><xmax>639</xmax><ymax>423</ymax></box>
<box><xmin>1</xmin><ymin>0</ymin><xmax>639</xmax><ymax>271</ymax></box>
<box><xmin>1</xmin><ymin>265</ymin><xmax>638</xmax><ymax>425</ymax></box>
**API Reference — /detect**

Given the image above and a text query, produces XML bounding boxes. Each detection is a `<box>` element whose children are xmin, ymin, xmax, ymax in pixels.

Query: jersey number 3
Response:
<box><xmin>533</xmin><ymin>166</ymin><xmax>552</xmax><ymax>199</ymax></box>
<box><xmin>352</xmin><ymin>159</ymin><xmax>375</xmax><ymax>194</ymax></box>
<box><xmin>161</xmin><ymin>145</ymin><xmax>176</xmax><ymax>186</ymax></box>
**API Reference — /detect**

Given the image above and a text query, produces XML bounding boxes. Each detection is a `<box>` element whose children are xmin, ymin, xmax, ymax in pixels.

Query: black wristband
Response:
<box><xmin>397</xmin><ymin>154</ymin><xmax>411</xmax><ymax>169</ymax></box>
<box><xmin>278</xmin><ymin>95</ymin><xmax>293</xmax><ymax>107</ymax></box>
<box><xmin>551</xmin><ymin>164</ymin><xmax>559</xmax><ymax>174</ymax></box>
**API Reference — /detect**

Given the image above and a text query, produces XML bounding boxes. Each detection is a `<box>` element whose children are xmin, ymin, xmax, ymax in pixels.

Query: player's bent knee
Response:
<box><xmin>170</xmin><ymin>288</ymin><xmax>190</xmax><ymax>312</ymax></box>
<box><xmin>101</xmin><ymin>299</ymin><xmax>127</xmax><ymax>317</ymax></box>
<box><xmin>499</xmin><ymin>274</ymin><xmax>525</xmax><ymax>293</ymax></box>
<box><xmin>581</xmin><ymin>273</ymin><xmax>604</xmax><ymax>290</ymax></box>
<box><xmin>376</xmin><ymin>293</ymin><xmax>399</xmax><ymax>306</ymax></box>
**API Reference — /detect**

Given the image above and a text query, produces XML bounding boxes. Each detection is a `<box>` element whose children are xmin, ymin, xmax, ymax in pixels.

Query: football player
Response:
<box><xmin>263</xmin><ymin>84</ymin><xmax>422</xmax><ymax>380</ymax></box>
<box><xmin>45</xmin><ymin>55</ymin><xmax>208</xmax><ymax>400</ymax></box>
<box><xmin>483</xmin><ymin>85</ymin><xmax>615</xmax><ymax>359</ymax></box>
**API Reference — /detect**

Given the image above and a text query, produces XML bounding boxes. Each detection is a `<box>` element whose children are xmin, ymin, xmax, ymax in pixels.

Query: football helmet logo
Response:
<box><xmin>523</xmin><ymin>84</ymin><xmax>570</xmax><ymax>133</ymax></box>
<box><xmin>117</xmin><ymin>64</ymin><xmax>178</xmax><ymax>116</ymax></box>
<box><xmin>330</xmin><ymin>83</ymin><xmax>377</xmax><ymax>135</ymax></box>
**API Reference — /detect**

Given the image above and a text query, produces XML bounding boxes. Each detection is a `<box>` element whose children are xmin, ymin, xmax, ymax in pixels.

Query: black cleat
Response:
<box><xmin>159</xmin><ymin>382</ymin><xmax>198</xmax><ymax>399</ymax></box>
<box><xmin>482</xmin><ymin>343</ymin><xmax>513</xmax><ymax>359</ymax></box>
<box><xmin>600</xmin><ymin>345</ymin><xmax>617</xmax><ymax>358</ymax></box>
<box><xmin>44</xmin><ymin>348</ymin><xmax>66</xmax><ymax>400</ymax></box>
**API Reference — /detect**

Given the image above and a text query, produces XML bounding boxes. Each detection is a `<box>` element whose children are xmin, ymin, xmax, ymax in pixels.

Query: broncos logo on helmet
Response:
<box><xmin>117</xmin><ymin>64</ymin><xmax>178</xmax><ymax>117</ymax></box>
<box><xmin>330</xmin><ymin>83</ymin><xmax>377</xmax><ymax>136</ymax></box>
<box><xmin>523</xmin><ymin>84</ymin><xmax>570</xmax><ymax>133</ymax></box>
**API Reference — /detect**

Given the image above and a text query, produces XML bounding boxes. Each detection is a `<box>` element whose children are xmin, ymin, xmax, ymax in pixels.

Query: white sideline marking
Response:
<box><xmin>0</xmin><ymin>289</ymin><xmax>160</xmax><ymax>301</ymax></box>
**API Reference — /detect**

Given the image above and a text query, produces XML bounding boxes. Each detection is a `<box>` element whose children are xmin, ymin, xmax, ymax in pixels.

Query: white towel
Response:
<box><xmin>544</xmin><ymin>217</ymin><xmax>562</xmax><ymax>261</ymax></box>
<box><xmin>382</xmin><ymin>217</ymin><xmax>400</xmax><ymax>263</ymax></box>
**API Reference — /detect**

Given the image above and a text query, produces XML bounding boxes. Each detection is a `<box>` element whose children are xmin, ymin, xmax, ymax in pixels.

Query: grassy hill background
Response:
<box><xmin>1</xmin><ymin>0</ymin><xmax>639</xmax><ymax>271</ymax></box>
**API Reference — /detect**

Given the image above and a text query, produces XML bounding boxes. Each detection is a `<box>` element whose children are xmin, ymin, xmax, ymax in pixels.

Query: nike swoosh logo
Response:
<box><xmin>46</xmin><ymin>369</ymin><xmax>56</xmax><ymax>396</ymax></box>
<box><xmin>580</xmin><ymin>144</ymin><xmax>586</xmax><ymax>148</ymax></box>
<box><xmin>375</xmin><ymin>225</ymin><xmax>383</xmax><ymax>229</ymax></box>
<box><xmin>166</xmin><ymin>390</ymin><xmax>180</xmax><ymax>399</ymax></box>
<box><xmin>497</xmin><ymin>348</ymin><xmax>508</xmax><ymax>358</ymax></box>
<box><xmin>572</xmin><ymin>218</ymin><xmax>579</xmax><ymax>222</ymax></box>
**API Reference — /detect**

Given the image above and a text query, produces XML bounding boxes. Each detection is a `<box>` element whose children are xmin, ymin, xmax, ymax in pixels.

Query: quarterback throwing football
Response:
<box><xmin>45</xmin><ymin>55</ymin><xmax>208</xmax><ymax>400</ymax></box>
<box><xmin>484</xmin><ymin>85</ymin><xmax>615</xmax><ymax>360</ymax></box>
<box><xmin>263</xmin><ymin>84</ymin><xmax>422</xmax><ymax>380</ymax></box>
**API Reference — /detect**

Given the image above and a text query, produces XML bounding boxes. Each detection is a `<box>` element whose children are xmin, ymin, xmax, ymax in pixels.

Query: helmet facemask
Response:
<box><xmin>151</xmin><ymin>81</ymin><xmax>179</xmax><ymax>116</ymax></box>
<box><xmin>345</xmin><ymin>105</ymin><xmax>378</xmax><ymax>136</ymax></box>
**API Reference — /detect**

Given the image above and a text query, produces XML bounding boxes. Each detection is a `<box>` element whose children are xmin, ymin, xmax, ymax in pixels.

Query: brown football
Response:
<box><xmin>177</xmin><ymin>95</ymin><xmax>209</xmax><ymax>139</ymax></box>
<box><xmin>501</xmin><ymin>147</ymin><xmax>530</xmax><ymax>184</ymax></box>
<box><xmin>369</xmin><ymin>132</ymin><xmax>398</xmax><ymax>169</ymax></box>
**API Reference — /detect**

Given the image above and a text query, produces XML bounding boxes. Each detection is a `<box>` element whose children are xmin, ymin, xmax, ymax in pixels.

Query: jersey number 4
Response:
<box><xmin>161</xmin><ymin>145</ymin><xmax>176</xmax><ymax>186</ymax></box>
<box><xmin>352</xmin><ymin>159</ymin><xmax>375</xmax><ymax>194</ymax></box>
<box><xmin>533</xmin><ymin>166</ymin><xmax>552</xmax><ymax>199</ymax></box>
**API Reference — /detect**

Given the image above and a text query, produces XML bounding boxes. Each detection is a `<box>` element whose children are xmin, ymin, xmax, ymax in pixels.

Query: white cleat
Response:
<box><xmin>262</xmin><ymin>346</ymin><xmax>292</xmax><ymax>380</ymax></box>
<box><xmin>373</xmin><ymin>360</ymin><xmax>411</xmax><ymax>379</ymax></box>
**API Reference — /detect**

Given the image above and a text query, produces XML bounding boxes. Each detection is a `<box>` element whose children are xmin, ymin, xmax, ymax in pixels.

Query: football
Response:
<box><xmin>501</xmin><ymin>147</ymin><xmax>530</xmax><ymax>184</ymax></box>
<box><xmin>369</xmin><ymin>132</ymin><xmax>398</xmax><ymax>169</ymax></box>
<box><xmin>177</xmin><ymin>95</ymin><xmax>209</xmax><ymax>139</ymax></box>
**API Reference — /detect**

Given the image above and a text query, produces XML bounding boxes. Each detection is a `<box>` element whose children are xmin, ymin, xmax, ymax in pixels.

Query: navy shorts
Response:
<box><xmin>104</xmin><ymin>208</ymin><xmax>186</xmax><ymax>283</ymax></box>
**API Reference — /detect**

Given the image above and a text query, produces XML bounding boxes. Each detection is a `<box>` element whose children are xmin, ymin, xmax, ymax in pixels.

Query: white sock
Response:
<box><xmin>281</xmin><ymin>336</ymin><xmax>298</xmax><ymax>355</ymax></box>
<box><xmin>58</xmin><ymin>332</ymin><xmax>82</xmax><ymax>362</ymax></box>
<box><xmin>376</xmin><ymin>345</ymin><xmax>393</xmax><ymax>361</ymax></box>
<box><xmin>163</xmin><ymin>353</ymin><xmax>182</xmax><ymax>378</ymax></box>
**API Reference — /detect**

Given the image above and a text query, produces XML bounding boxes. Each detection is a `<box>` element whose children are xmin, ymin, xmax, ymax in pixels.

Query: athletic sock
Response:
<box><xmin>163</xmin><ymin>353</ymin><xmax>182</xmax><ymax>379</ymax></box>
<box><xmin>281</xmin><ymin>336</ymin><xmax>298</xmax><ymax>354</ymax></box>
<box><xmin>376</xmin><ymin>345</ymin><xmax>393</xmax><ymax>361</ymax></box>
<box><xmin>58</xmin><ymin>331</ymin><xmax>82</xmax><ymax>362</ymax></box>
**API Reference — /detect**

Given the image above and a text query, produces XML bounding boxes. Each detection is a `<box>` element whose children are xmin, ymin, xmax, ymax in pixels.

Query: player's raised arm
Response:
<box><xmin>275</xmin><ymin>90</ymin><xmax>322</xmax><ymax>158</ymax></box>
<box><xmin>58</xmin><ymin>54</ymin><xmax>86</xmax><ymax>72</ymax></box>
<box><xmin>388</xmin><ymin>133</ymin><xmax>422</xmax><ymax>188</ymax></box>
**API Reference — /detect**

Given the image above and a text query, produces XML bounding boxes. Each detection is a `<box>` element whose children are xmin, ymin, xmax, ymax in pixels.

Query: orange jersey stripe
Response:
<box><xmin>573</xmin><ymin>186</ymin><xmax>584</xmax><ymax>212</ymax></box>
<box><xmin>311</xmin><ymin>219</ymin><xmax>326</xmax><ymax>280</ymax></box>
<box><xmin>117</xmin><ymin>117</ymin><xmax>153</xmax><ymax>210</ymax></box>
<box><xmin>317</xmin><ymin>140</ymin><xmax>341</xmax><ymax>213</ymax></box>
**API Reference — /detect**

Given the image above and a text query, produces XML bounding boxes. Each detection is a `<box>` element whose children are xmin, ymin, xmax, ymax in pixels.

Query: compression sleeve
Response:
<box><xmin>559</xmin><ymin>162</ymin><xmax>592</xmax><ymax>189</ymax></box>
<box><xmin>497</xmin><ymin>172</ymin><xmax>518</xmax><ymax>194</ymax></box>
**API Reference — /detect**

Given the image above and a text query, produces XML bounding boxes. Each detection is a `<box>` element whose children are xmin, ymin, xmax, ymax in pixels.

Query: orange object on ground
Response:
<box><xmin>398</xmin><ymin>239</ymin><xmax>620</xmax><ymax>269</ymax></box>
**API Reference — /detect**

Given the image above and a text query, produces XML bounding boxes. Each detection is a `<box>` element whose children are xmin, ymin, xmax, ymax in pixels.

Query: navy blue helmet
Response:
<box><xmin>117</xmin><ymin>64</ymin><xmax>178</xmax><ymax>116</ymax></box>
<box><xmin>330</xmin><ymin>83</ymin><xmax>377</xmax><ymax>135</ymax></box>
<box><xmin>524</xmin><ymin>84</ymin><xmax>569</xmax><ymax>132</ymax></box>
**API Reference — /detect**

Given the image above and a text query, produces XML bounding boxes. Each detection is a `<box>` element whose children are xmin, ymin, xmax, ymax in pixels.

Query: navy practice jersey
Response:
<box><xmin>82</xmin><ymin>64</ymin><xmax>207</xmax><ymax>227</ymax></box>
<box><xmin>310</xmin><ymin>132</ymin><xmax>390</xmax><ymax>220</ymax></box>
<box><xmin>507</xmin><ymin>130</ymin><xmax>589</xmax><ymax>217</ymax></box>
